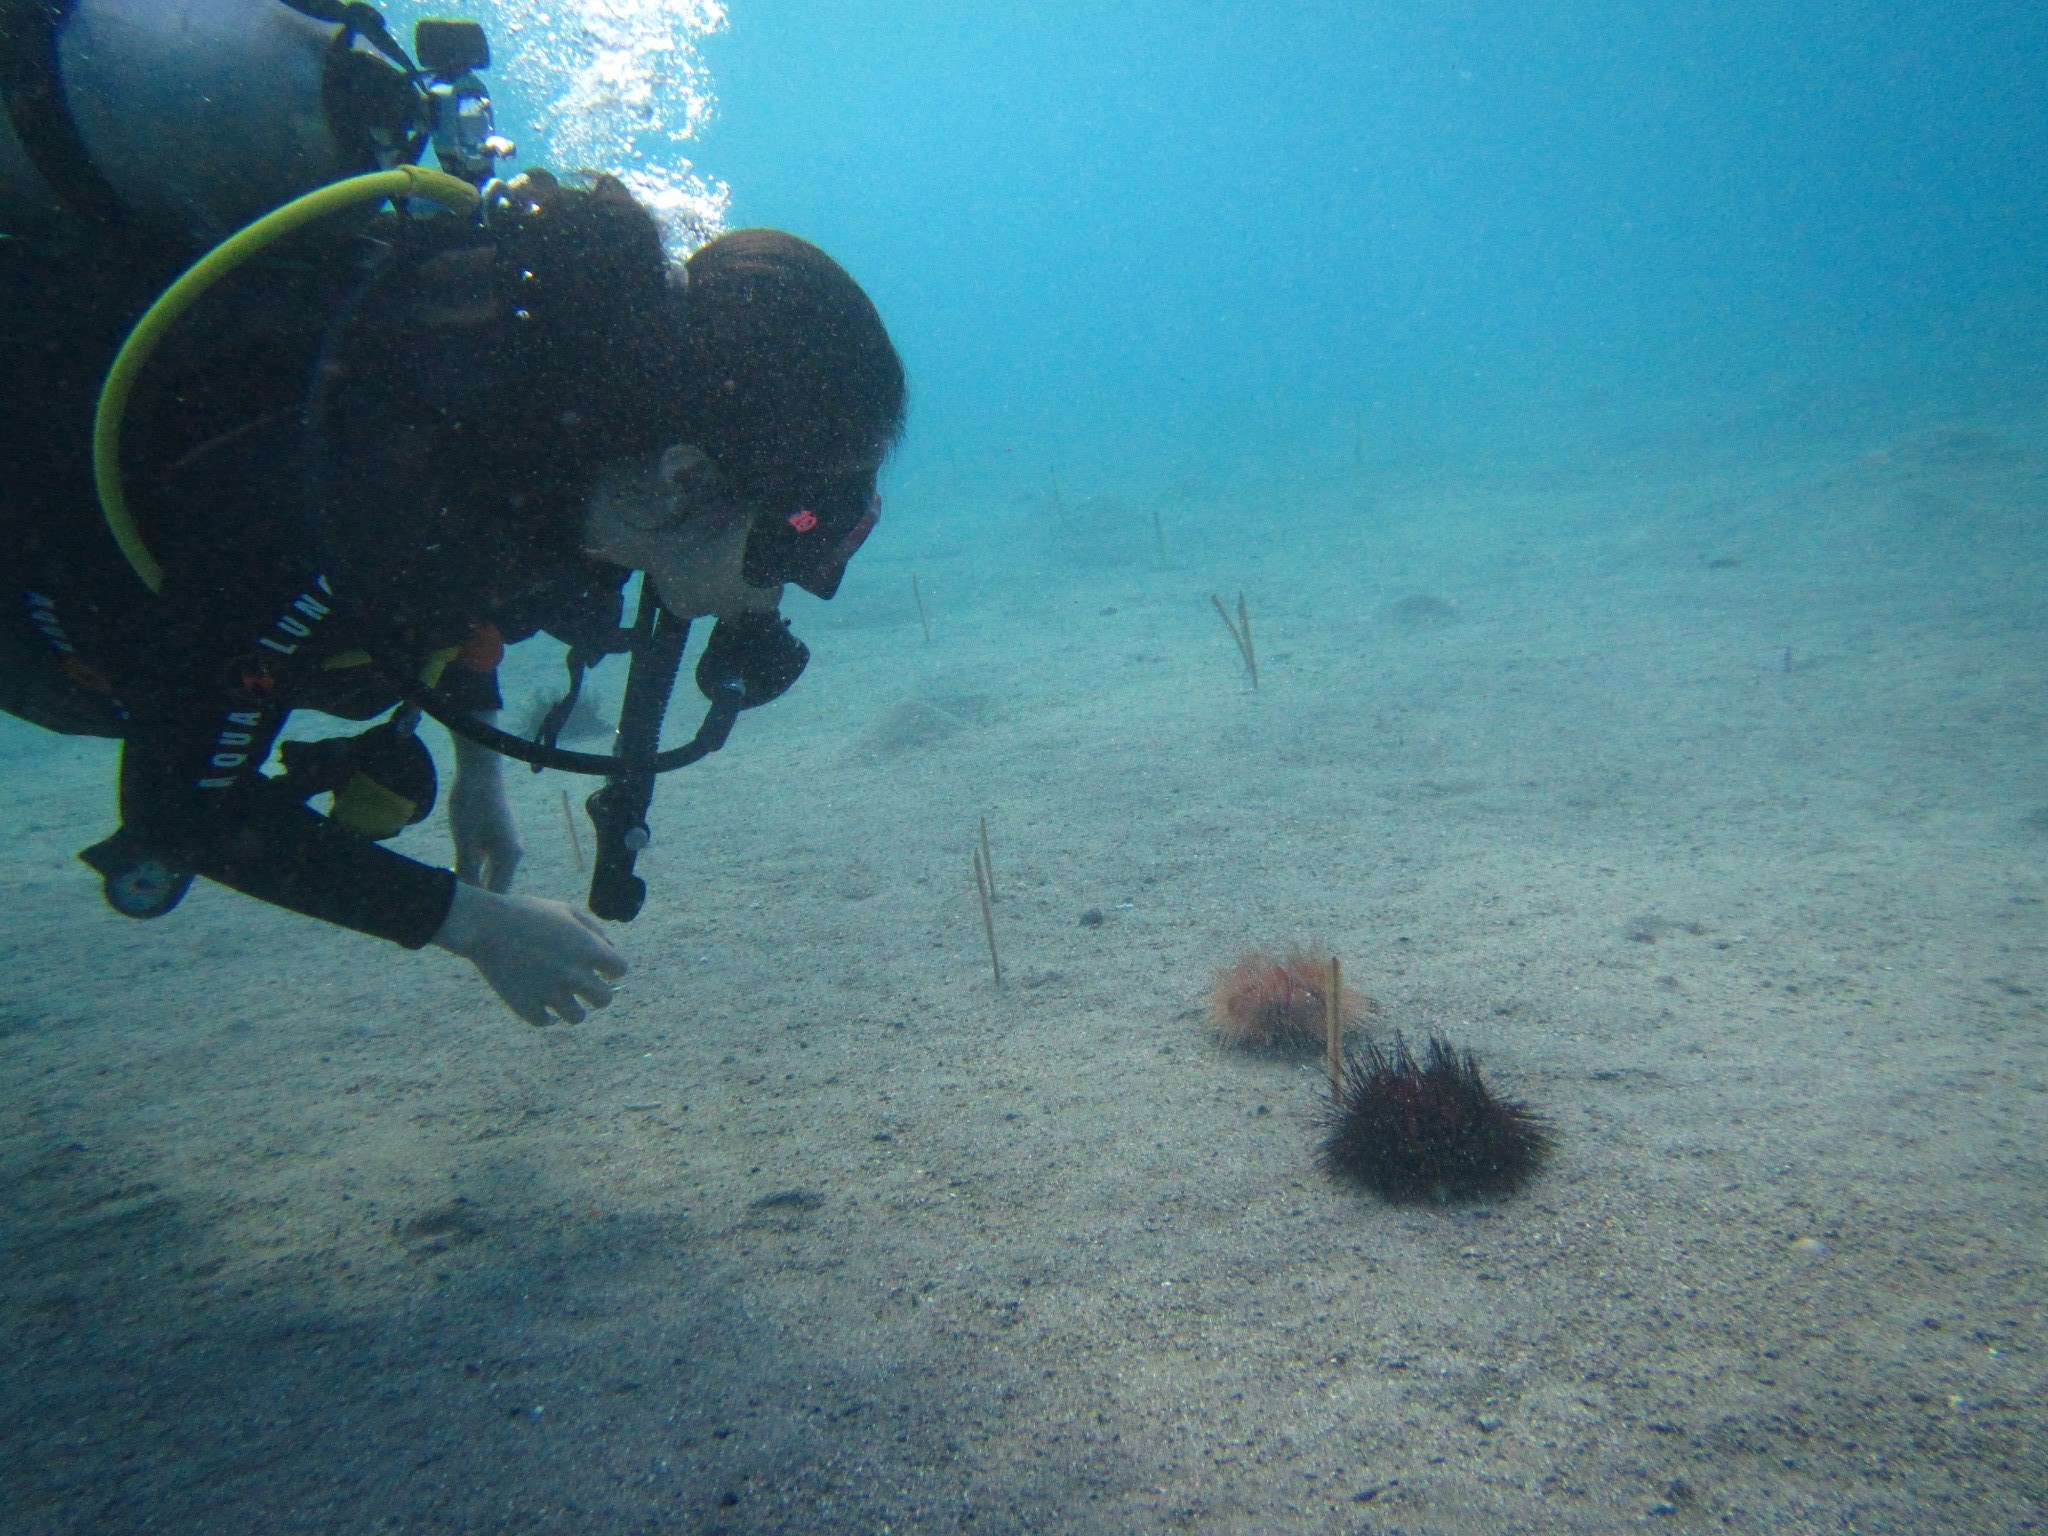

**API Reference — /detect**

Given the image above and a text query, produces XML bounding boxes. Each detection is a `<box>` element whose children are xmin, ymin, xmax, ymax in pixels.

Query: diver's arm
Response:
<box><xmin>117</xmin><ymin>728</ymin><xmax>462</xmax><ymax>947</ymax></box>
<box><xmin>448</xmin><ymin>713</ymin><xmax>523</xmax><ymax>893</ymax></box>
<box><xmin>431</xmin><ymin>881</ymin><xmax>626</xmax><ymax>1025</ymax></box>
<box><xmin>438</xmin><ymin>644</ymin><xmax>521</xmax><ymax>891</ymax></box>
<box><xmin>110</xmin><ymin>578</ymin><xmax>464</xmax><ymax>948</ymax></box>
<box><xmin>122</xmin><ymin>722</ymin><xmax>628</xmax><ymax>1019</ymax></box>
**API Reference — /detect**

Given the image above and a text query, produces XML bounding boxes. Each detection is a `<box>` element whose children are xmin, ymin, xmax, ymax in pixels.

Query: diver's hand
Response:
<box><xmin>449</xmin><ymin>731</ymin><xmax>522</xmax><ymax>892</ymax></box>
<box><xmin>432</xmin><ymin>883</ymin><xmax>627</xmax><ymax>1026</ymax></box>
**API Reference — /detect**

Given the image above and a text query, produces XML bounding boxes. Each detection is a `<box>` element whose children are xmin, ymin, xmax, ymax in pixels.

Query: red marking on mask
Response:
<box><xmin>788</xmin><ymin>509</ymin><xmax>819</xmax><ymax>533</ymax></box>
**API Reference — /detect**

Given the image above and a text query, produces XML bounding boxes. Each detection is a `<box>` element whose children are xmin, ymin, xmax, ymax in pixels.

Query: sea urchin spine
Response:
<box><xmin>1319</xmin><ymin>1033</ymin><xmax>1551</xmax><ymax>1203</ymax></box>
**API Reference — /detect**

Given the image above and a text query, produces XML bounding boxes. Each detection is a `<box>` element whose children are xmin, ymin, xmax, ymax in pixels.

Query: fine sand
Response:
<box><xmin>3</xmin><ymin>408</ymin><xmax>2044</xmax><ymax>1534</ymax></box>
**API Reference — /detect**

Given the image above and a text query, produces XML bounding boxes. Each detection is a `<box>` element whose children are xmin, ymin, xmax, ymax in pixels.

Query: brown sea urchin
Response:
<box><xmin>1209</xmin><ymin>947</ymin><xmax>1370</xmax><ymax>1050</ymax></box>
<box><xmin>1319</xmin><ymin>1033</ymin><xmax>1551</xmax><ymax>1203</ymax></box>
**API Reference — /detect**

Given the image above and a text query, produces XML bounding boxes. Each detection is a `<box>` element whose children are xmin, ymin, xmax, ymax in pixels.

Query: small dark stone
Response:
<box><xmin>1079</xmin><ymin>907</ymin><xmax>1105</xmax><ymax>927</ymax></box>
<box><xmin>719</xmin><ymin>1490</ymin><xmax>741</xmax><ymax>1506</ymax></box>
<box><xmin>749</xmin><ymin>1189</ymin><xmax>824</xmax><ymax>1212</ymax></box>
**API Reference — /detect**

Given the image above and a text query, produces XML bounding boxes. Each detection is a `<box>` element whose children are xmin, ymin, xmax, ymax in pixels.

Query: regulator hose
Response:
<box><xmin>93</xmin><ymin>163</ymin><xmax>481</xmax><ymax>593</ymax></box>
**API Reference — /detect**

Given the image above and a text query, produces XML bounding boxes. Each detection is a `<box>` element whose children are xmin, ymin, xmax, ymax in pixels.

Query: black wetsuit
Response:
<box><xmin>0</xmin><ymin>213</ymin><xmax>635</xmax><ymax>947</ymax></box>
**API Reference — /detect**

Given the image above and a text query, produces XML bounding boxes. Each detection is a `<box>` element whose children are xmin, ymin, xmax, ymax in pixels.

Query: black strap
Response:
<box><xmin>276</xmin><ymin>0</ymin><xmax>416</xmax><ymax>75</ymax></box>
<box><xmin>0</xmin><ymin>0</ymin><xmax>128</xmax><ymax>227</ymax></box>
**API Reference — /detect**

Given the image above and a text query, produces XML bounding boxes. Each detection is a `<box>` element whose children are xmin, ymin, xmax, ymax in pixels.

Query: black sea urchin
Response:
<box><xmin>1319</xmin><ymin>1033</ymin><xmax>1550</xmax><ymax>1203</ymax></box>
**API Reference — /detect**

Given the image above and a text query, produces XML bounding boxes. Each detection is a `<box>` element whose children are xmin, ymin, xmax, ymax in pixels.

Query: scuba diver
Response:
<box><xmin>0</xmin><ymin>0</ymin><xmax>905</xmax><ymax>1025</ymax></box>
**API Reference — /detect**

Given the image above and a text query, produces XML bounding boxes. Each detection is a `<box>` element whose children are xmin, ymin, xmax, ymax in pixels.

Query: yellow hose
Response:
<box><xmin>94</xmin><ymin>164</ymin><xmax>482</xmax><ymax>593</ymax></box>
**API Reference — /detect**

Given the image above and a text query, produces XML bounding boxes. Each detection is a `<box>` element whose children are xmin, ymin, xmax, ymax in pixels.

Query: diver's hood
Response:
<box><xmin>304</xmin><ymin>211</ymin><xmax>687</xmax><ymax>617</ymax></box>
<box><xmin>307</xmin><ymin>201</ymin><xmax>882</xmax><ymax>608</ymax></box>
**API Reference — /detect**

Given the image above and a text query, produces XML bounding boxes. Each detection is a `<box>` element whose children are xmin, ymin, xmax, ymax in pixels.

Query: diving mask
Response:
<box><xmin>741</xmin><ymin>473</ymin><xmax>882</xmax><ymax>600</ymax></box>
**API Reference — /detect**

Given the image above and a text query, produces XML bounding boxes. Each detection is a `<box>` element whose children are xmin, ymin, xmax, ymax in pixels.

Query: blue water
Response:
<box><xmin>687</xmin><ymin>1</ymin><xmax>2048</xmax><ymax>490</ymax></box>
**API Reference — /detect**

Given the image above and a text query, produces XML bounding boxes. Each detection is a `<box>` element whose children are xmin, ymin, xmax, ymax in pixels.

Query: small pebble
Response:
<box><xmin>1789</xmin><ymin>1236</ymin><xmax>1829</xmax><ymax>1256</ymax></box>
<box><xmin>1079</xmin><ymin>907</ymin><xmax>1105</xmax><ymax>927</ymax></box>
<box><xmin>749</xmin><ymin>1189</ymin><xmax>824</xmax><ymax>1213</ymax></box>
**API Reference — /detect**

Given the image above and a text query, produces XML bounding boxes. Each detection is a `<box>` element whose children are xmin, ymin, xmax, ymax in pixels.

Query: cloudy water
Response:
<box><xmin>2</xmin><ymin>4</ymin><xmax>2044</xmax><ymax>1533</ymax></box>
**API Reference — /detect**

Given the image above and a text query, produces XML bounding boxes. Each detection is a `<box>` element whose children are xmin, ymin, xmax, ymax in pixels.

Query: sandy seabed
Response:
<box><xmin>2</xmin><ymin>409</ymin><xmax>2044</xmax><ymax>1535</ymax></box>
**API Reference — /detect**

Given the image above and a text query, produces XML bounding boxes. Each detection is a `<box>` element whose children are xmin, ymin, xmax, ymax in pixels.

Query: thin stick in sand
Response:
<box><xmin>1209</xmin><ymin>591</ymin><xmax>1259</xmax><ymax>690</ymax></box>
<box><xmin>560</xmin><ymin>788</ymin><xmax>586</xmax><ymax>875</ymax></box>
<box><xmin>912</xmin><ymin>571</ymin><xmax>932</xmax><ymax>643</ymax></box>
<box><xmin>1151</xmin><ymin>505</ymin><xmax>1168</xmax><ymax>563</ymax></box>
<box><xmin>978</xmin><ymin>815</ymin><xmax>996</xmax><ymax>900</ymax></box>
<box><xmin>1325</xmin><ymin>955</ymin><xmax>1344</xmax><ymax>1099</ymax></box>
<box><xmin>972</xmin><ymin>843</ymin><xmax>1002</xmax><ymax>989</ymax></box>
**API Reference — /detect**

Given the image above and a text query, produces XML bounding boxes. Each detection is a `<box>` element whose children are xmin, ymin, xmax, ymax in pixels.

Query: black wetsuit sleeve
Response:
<box><xmin>118</xmin><ymin>575</ymin><xmax>458</xmax><ymax>950</ymax></box>
<box><xmin>121</xmin><ymin>738</ymin><xmax>457</xmax><ymax>946</ymax></box>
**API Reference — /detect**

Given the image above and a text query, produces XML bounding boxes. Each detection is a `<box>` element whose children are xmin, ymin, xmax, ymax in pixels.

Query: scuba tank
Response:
<box><xmin>0</xmin><ymin>0</ymin><xmax>504</xmax><ymax>247</ymax></box>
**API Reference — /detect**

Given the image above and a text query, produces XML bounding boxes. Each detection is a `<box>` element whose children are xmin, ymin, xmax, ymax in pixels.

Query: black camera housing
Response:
<box><xmin>414</xmin><ymin>19</ymin><xmax>490</xmax><ymax>74</ymax></box>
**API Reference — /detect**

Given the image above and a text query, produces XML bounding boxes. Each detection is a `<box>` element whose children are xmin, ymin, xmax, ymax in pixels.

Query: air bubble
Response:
<box><xmin>466</xmin><ymin>0</ymin><xmax>732</xmax><ymax>256</ymax></box>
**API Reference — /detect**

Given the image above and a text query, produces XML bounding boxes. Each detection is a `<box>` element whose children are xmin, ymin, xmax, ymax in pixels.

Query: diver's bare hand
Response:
<box><xmin>432</xmin><ymin>883</ymin><xmax>626</xmax><ymax>1026</ymax></box>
